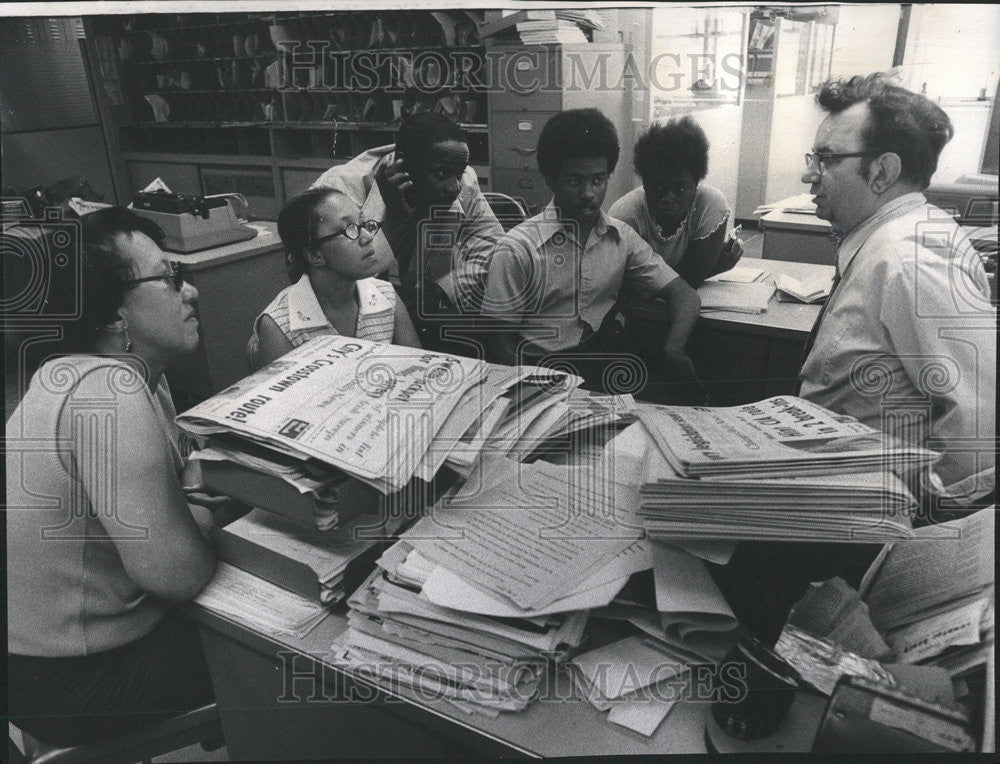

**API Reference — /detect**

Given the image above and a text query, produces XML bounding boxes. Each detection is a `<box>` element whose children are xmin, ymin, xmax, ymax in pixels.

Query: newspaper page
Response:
<box><xmin>861</xmin><ymin>507</ymin><xmax>995</xmax><ymax>631</ymax></box>
<box><xmin>176</xmin><ymin>336</ymin><xmax>488</xmax><ymax>490</ymax></box>
<box><xmin>637</xmin><ymin>395</ymin><xmax>938</xmax><ymax>476</ymax></box>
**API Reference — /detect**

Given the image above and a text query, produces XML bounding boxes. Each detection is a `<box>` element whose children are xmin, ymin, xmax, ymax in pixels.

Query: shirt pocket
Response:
<box><xmin>818</xmin><ymin>308</ymin><xmax>863</xmax><ymax>387</ymax></box>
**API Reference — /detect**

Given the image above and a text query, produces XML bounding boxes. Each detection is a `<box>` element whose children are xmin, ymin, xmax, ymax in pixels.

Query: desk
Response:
<box><xmin>191</xmin><ymin>606</ymin><xmax>712</xmax><ymax>758</ymax></box>
<box><xmin>692</xmin><ymin>258</ymin><xmax>833</xmax><ymax>405</ymax></box>
<box><xmin>166</xmin><ymin>222</ymin><xmax>285</xmax><ymax>402</ymax></box>
<box><xmin>759</xmin><ymin>209</ymin><xmax>837</xmax><ymax>265</ymax></box>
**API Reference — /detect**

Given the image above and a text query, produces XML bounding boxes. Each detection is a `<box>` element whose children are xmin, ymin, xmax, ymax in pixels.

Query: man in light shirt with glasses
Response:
<box><xmin>799</xmin><ymin>72</ymin><xmax>994</xmax><ymax>511</ymax></box>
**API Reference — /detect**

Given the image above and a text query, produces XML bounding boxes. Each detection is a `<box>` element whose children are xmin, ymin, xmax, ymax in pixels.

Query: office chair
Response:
<box><xmin>8</xmin><ymin>702</ymin><xmax>223</xmax><ymax>764</ymax></box>
<box><xmin>481</xmin><ymin>191</ymin><xmax>528</xmax><ymax>232</ymax></box>
<box><xmin>245</xmin><ymin>333</ymin><xmax>262</xmax><ymax>373</ymax></box>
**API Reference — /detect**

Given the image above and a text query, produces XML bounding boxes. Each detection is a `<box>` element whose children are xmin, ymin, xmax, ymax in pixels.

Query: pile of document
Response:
<box><xmin>194</xmin><ymin>561</ymin><xmax>330</xmax><ymax>638</ymax></box>
<box><xmin>705</xmin><ymin>265</ymin><xmax>769</xmax><ymax>284</ymax></box>
<box><xmin>178</xmin><ymin>336</ymin><xmax>627</xmax><ymax>508</ymax></box>
<box><xmin>696</xmin><ymin>280</ymin><xmax>775</xmax><ymax>313</ymax></box>
<box><xmin>330</xmin><ymin>453</ymin><xmax>651</xmax><ymax>715</ymax></box>
<box><xmin>635</xmin><ymin>396</ymin><xmax>939</xmax><ymax>541</ymax></box>
<box><xmin>218</xmin><ymin>509</ymin><xmax>385</xmax><ymax>604</ymax></box>
<box><xmin>753</xmin><ymin>192</ymin><xmax>819</xmax><ymax>216</ymax></box>
<box><xmin>479</xmin><ymin>9</ymin><xmax>603</xmax><ymax>44</ymax></box>
<box><xmin>861</xmin><ymin>508</ymin><xmax>994</xmax><ymax>671</ymax></box>
<box><xmin>638</xmin><ymin>396</ymin><xmax>938</xmax><ymax>479</ymax></box>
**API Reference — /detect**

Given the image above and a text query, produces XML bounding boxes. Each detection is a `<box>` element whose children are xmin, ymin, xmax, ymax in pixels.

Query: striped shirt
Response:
<box><xmin>254</xmin><ymin>275</ymin><xmax>397</xmax><ymax>348</ymax></box>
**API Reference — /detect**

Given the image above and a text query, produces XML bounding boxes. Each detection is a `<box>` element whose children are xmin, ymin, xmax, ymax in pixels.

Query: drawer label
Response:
<box><xmin>518</xmin><ymin>121</ymin><xmax>533</xmax><ymax>131</ymax></box>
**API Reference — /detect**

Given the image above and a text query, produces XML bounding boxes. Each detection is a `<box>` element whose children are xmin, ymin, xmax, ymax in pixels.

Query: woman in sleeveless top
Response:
<box><xmin>6</xmin><ymin>207</ymin><xmax>218</xmax><ymax>745</ymax></box>
<box><xmin>251</xmin><ymin>188</ymin><xmax>420</xmax><ymax>370</ymax></box>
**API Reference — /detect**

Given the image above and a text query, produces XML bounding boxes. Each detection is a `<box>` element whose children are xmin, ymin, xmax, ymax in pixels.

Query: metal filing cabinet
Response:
<box><xmin>486</xmin><ymin>44</ymin><xmax>633</xmax><ymax>215</ymax></box>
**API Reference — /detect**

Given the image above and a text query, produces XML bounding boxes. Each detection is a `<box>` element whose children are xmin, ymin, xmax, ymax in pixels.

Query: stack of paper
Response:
<box><xmin>754</xmin><ymin>192</ymin><xmax>819</xmax><ymax>215</ymax></box>
<box><xmin>219</xmin><ymin>509</ymin><xmax>385</xmax><ymax>603</ymax></box>
<box><xmin>516</xmin><ymin>20</ymin><xmax>588</xmax><ymax>45</ymax></box>
<box><xmin>696</xmin><ymin>280</ymin><xmax>775</xmax><ymax>313</ymax></box>
<box><xmin>177</xmin><ymin>335</ymin><xmax>593</xmax><ymax>496</ymax></box>
<box><xmin>775</xmin><ymin>273</ymin><xmax>834</xmax><ymax>303</ymax></box>
<box><xmin>332</xmin><ymin>454</ymin><xmax>651</xmax><ymax>716</ymax></box>
<box><xmin>194</xmin><ymin>562</ymin><xmax>329</xmax><ymax>638</ymax></box>
<box><xmin>633</xmin><ymin>397</ymin><xmax>939</xmax><ymax>542</ymax></box>
<box><xmin>479</xmin><ymin>9</ymin><xmax>603</xmax><ymax>44</ymax></box>
<box><xmin>637</xmin><ymin>396</ymin><xmax>939</xmax><ymax>479</ymax></box>
<box><xmin>569</xmin><ymin>636</ymin><xmax>688</xmax><ymax>736</ymax></box>
<box><xmin>705</xmin><ymin>265</ymin><xmax>769</xmax><ymax>283</ymax></box>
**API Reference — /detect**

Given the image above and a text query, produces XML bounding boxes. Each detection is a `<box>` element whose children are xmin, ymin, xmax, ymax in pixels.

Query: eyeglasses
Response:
<box><xmin>123</xmin><ymin>261</ymin><xmax>184</xmax><ymax>292</ymax></box>
<box><xmin>803</xmin><ymin>152</ymin><xmax>869</xmax><ymax>173</ymax></box>
<box><xmin>313</xmin><ymin>219</ymin><xmax>382</xmax><ymax>245</ymax></box>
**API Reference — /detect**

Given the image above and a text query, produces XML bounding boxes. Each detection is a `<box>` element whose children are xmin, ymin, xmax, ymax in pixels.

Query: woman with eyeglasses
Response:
<box><xmin>609</xmin><ymin>116</ymin><xmax>739</xmax><ymax>288</ymax></box>
<box><xmin>250</xmin><ymin>187</ymin><xmax>421</xmax><ymax>370</ymax></box>
<box><xmin>6</xmin><ymin>207</ymin><xmax>218</xmax><ymax>745</ymax></box>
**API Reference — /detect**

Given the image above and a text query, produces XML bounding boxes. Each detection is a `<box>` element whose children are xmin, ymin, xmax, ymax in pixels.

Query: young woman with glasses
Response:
<box><xmin>250</xmin><ymin>187</ymin><xmax>421</xmax><ymax>370</ymax></box>
<box><xmin>6</xmin><ymin>206</ymin><xmax>219</xmax><ymax>745</ymax></box>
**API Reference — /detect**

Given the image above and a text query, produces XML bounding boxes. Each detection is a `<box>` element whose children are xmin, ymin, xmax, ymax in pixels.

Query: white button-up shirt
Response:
<box><xmin>800</xmin><ymin>193</ymin><xmax>995</xmax><ymax>501</ymax></box>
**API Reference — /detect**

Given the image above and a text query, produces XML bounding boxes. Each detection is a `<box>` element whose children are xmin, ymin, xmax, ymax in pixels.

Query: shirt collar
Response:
<box><xmin>286</xmin><ymin>275</ymin><xmax>392</xmax><ymax>332</ymax></box>
<box><xmin>355</xmin><ymin>278</ymin><xmax>393</xmax><ymax>315</ymax></box>
<box><xmin>534</xmin><ymin>199</ymin><xmax>620</xmax><ymax>246</ymax></box>
<box><xmin>837</xmin><ymin>192</ymin><xmax>927</xmax><ymax>274</ymax></box>
<box><xmin>286</xmin><ymin>274</ymin><xmax>330</xmax><ymax>332</ymax></box>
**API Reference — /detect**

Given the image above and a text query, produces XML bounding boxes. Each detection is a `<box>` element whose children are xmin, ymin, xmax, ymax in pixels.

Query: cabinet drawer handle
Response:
<box><xmin>511</xmin><ymin>147</ymin><xmax>536</xmax><ymax>156</ymax></box>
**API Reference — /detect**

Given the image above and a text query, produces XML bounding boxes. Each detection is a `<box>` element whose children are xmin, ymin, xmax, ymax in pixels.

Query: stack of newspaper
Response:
<box><xmin>330</xmin><ymin>454</ymin><xmax>650</xmax><ymax>715</ymax></box>
<box><xmin>636</xmin><ymin>396</ymin><xmax>939</xmax><ymax>542</ymax></box>
<box><xmin>177</xmin><ymin>336</ymin><xmax>610</xmax><ymax>506</ymax></box>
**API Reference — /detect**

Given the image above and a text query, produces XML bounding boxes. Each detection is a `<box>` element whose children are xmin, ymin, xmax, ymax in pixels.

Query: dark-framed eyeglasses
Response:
<box><xmin>804</xmin><ymin>152</ymin><xmax>869</xmax><ymax>173</ymax></box>
<box><xmin>123</xmin><ymin>261</ymin><xmax>184</xmax><ymax>292</ymax></box>
<box><xmin>313</xmin><ymin>219</ymin><xmax>382</xmax><ymax>246</ymax></box>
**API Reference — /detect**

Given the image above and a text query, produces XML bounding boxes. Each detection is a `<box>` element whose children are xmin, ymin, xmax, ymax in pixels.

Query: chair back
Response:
<box><xmin>245</xmin><ymin>333</ymin><xmax>261</xmax><ymax>373</ymax></box>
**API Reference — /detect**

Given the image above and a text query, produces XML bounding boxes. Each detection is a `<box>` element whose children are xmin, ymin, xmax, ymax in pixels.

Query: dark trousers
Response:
<box><xmin>7</xmin><ymin>612</ymin><xmax>215</xmax><ymax>747</ymax></box>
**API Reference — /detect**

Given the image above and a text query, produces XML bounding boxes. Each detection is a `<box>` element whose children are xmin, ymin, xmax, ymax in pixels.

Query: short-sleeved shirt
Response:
<box><xmin>310</xmin><ymin>144</ymin><xmax>503</xmax><ymax>313</ymax></box>
<box><xmin>254</xmin><ymin>275</ymin><xmax>397</xmax><ymax>348</ymax></box>
<box><xmin>481</xmin><ymin>200</ymin><xmax>680</xmax><ymax>352</ymax></box>
<box><xmin>608</xmin><ymin>184</ymin><xmax>730</xmax><ymax>268</ymax></box>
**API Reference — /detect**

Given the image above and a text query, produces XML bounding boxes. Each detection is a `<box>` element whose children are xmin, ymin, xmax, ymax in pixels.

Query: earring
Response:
<box><xmin>122</xmin><ymin>320</ymin><xmax>133</xmax><ymax>353</ymax></box>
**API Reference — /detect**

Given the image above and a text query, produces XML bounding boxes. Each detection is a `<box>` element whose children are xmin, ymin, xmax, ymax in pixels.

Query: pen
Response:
<box><xmin>724</xmin><ymin>224</ymin><xmax>742</xmax><ymax>253</ymax></box>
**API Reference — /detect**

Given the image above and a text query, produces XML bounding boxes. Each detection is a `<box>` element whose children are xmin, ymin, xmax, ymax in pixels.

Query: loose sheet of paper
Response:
<box><xmin>407</xmin><ymin>458</ymin><xmax>642</xmax><ymax>610</ymax></box>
